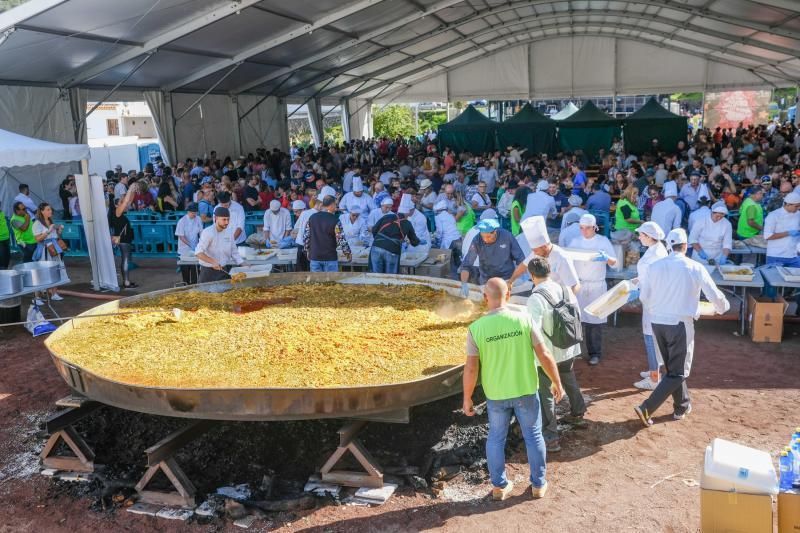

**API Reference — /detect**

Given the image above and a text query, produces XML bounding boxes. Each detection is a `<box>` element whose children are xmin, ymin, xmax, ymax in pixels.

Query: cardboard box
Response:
<box><xmin>779</xmin><ymin>491</ymin><xmax>800</xmax><ymax>533</ymax></box>
<box><xmin>701</xmin><ymin>489</ymin><xmax>773</xmax><ymax>533</ymax></box>
<box><xmin>748</xmin><ymin>295</ymin><xmax>788</xmax><ymax>343</ymax></box>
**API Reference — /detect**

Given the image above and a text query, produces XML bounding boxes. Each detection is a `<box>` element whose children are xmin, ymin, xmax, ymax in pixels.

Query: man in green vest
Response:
<box><xmin>9</xmin><ymin>201</ymin><xmax>37</xmax><ymax>263</ymax></box>
<box><xmin>0</xmin><ymin>203</ymin><xmax>10</xmax><ymax>269</ymax></box>
<box><xmin>463</xmin><ymin>277</ymin><xmax>564</xmax><ymax>501</ymax></box>
<box><xmin>737</xmin><ymin>187</ymin><xmax>764</xmax><ymax>239</ymax></box>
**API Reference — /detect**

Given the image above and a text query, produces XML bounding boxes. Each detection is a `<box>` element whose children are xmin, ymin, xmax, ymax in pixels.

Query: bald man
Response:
<box><xmin>463</xmin><ymin>277</ymin><xmax>563</xmax><ymax>501</ymax></box>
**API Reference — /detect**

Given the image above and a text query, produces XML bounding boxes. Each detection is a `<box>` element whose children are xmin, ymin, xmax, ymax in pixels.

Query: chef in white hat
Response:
<box><xmin>338</xmin><ymin>176</ymin><xmax>372</xmax><ymax>215</ymax></box>
<box><xmin>509</xmin><ymin>215</ymin><xmax>580</xmax><ymax>295</ymax></box>
<box><xmin>262</xmin><ymin>199</ymin><xmax>292</xmax><ymax>247</ymax></box>
<box><xmin>367</xmin><ymin>196</ymin><xmax>395</xmax><ymax>231</ymax></box>
<box><xmin>566</xmin><ymin>213</ymin><xmax>617</xmax><ymax>366</ymax></box>
<box><xmin>339</xmin><ymin>204</ymin><xmax>369</xmax><ymax>250</ymax></box>
<box><xmin>650</xmin><ymin>180</ymin><xmax>682</xmax><ymax>237</ymax></box>
<box><xmin>632</xmin><ymin>221</ymin><xmax>668</xmax><ymax>390</ymax></box>
<box><xmin>521</xmin><ymin>180</ymin><xmax>557</xmax><ymax>223</ymax></box>
<box><xmin>688</xmin><ymin>201</ymin><xmax>733</xmax><ymax>265</ymax></box>
<box><xmin>434</xmin><ymin>199</ymin><xmax>462</xmax><ymax>251</ymax></box>
<box><xmin>634</xmin><ymin>227</ymin><xmax>729</xmax><ymax>427</ymax></box>
<box><xmin>560</xmin><ymin>195</ymin><xmax>586</xmax><ymax>230</ymax></box>
<box><xmin>399</xmin><ymin>193</ymin><xmax>430</xmax><ymax>255</ymax></box>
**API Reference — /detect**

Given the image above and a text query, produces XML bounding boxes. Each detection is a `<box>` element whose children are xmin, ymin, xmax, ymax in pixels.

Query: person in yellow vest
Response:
<box><xmin>463</xmin><ymin>278</ymin><xmax>564</xmax><ymax>501</ymax></box>
<box><xmin>614</xmin><ymin>185</ymin><xmax>642</xmax><ymax>232</ymax></box>
<box><xmin>9</xmin><ymin>201</ymin><xmax>37</xmax><ymax>263</ymax></box>
<box><xmin>737</xmin><ymin>187</ymin><xmax>764</xmax><ymax>240</ymax></box>
<box><xmin>0</xmin><ymin>203</ymin><xmax>10</xmax><ymax>269</ymax></box>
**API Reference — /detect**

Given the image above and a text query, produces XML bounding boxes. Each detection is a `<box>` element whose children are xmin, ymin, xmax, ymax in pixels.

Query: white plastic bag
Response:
<box><xmin>25</xmin><ymin>303</ymin><xmax>56</xmax><ymax>337</ymax></box>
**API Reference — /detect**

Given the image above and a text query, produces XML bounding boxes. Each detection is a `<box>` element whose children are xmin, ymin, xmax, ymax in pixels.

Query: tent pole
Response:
<box><xmin>80</xmin><ymin>159</ymin><xmax>100</xmax><ymax>292</ymax></box>
<box><xmin>81</xmin><ymin>53</ymin><xmax>154</xmax><ymax>125</ymax></box>
<box><xmin>174</xmin><ymin>62</ymin><xmax>242</xmax><ymax>123</ymax></box>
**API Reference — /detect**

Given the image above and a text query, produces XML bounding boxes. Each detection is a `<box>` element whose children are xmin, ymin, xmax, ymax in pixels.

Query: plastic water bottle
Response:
<box><xmin>792</xmin><ymin>427</ymin><xmax>800</xmax><ymax>446</ymax></box>
<box><xmin>793</xmin><ymin>439</ymin><xmax>800</xmax><ymax>487</ymax></box>
<box><xmin>781</xmin><ymin>451</ymin><xmax>795</xmax><ymax>491</ymax></box>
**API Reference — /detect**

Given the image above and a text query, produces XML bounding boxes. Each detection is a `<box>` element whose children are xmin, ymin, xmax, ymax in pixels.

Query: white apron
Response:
<box><xmin>571</xmin><ymin>235</ymin><xmax>617</xmax><ymax>325</ymax></box>
<box><xmin>405</xmin><ymin>210</ymin><xmax>431</xmax><ymax>255</ymax></box>
<box><xmin>577</xmin><ymin>279</ymin><xmax>608</xmax><ymax>325</ymax></box>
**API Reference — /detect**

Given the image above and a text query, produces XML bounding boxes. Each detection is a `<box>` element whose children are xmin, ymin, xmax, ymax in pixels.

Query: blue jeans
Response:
<box><xmin>644</xmin><ymin>334</ymin><xmax>660</xmax><ymax>372</ymax></box>
<box><xmin>486</xmin><ymin>394</ymin><xmax>547</xmax><ymax>489</ymax></box>
<box><xmin>368</xmin><ymin>246</ymin><xmax>400</xmax><ymax>274</ymax></box>
<box><xmin>310</xmin><ymin>260</ymin><xmax>339</xmax><ymax>272</ymax></box>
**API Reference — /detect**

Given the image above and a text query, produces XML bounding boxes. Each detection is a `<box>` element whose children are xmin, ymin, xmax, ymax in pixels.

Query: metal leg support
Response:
<box><xmin>40</xmin><ymin>396</ymin><xmax>102</xmax><ymax>472</ymax></box>
<box><xmin>135</xmin><ymin>420</ymin><xmax>215</xmax><ymax>508</ymax></box>
<box><xmin>320</xmin><ymin>420</ymin><xmax>384</xmax><ymax>489</ymax></box>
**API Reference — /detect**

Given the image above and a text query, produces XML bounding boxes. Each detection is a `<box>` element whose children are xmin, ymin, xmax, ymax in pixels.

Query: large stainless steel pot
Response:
<box><xmin>14</xmin><ymin>261</ymin><xmax>61</xmax><ymax>286</ymax></box>
<box><xmin>45</xmin><ymin>272</ymin><xmax>480</xmax><ymax>421</ymax></box>
<box><xmin>0</xmin><ymin>270</ymin><xmax>23</xmax><ymax>295</ymax></box>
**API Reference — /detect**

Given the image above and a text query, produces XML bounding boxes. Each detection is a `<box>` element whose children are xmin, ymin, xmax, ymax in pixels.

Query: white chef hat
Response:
<box><xmin>636</xmin><ymin>221</ymin><xmax>665</xmax><ymax>241</ymax></box>
<box><xmin>563</xmin><ymin>211</ymin><xmax>581</xmax><ymax>227</ymax></box>
<box><xmin>269</xmin><ymin>199</ymin><xmax>281</xmax><ymax>211</ymax></box>
<box><xmin>398</xmin><ymin>193</ymin><xmax>414</xmax><ymax>214</ymax></box>
<box><xmin>319</xmin><ymin>185</ymin><xmax>337</xmax><ymax>200</ymax></box>
<box><xmin>291</xmin><ymin>200</ymin><xmax>306</xmax><ymax>210</ymax></box>
<box><xmin>579</xmin><ymin>213</ymin><xmax>597</xmax><ymax>227</ymax></box>
<box><xmin>784</xmin><ymin>191</ymin><xmax>800</xmax><ymax>205</ymax></box>
<box><xmin>521</xmin><ymin>215</ymin><xmax>550</xmax><ymax>249</ymax></box>
<box><xmin>381</xmin><ymin>196</ymin><xmax>393</xmax><ymax>206</ymax></box>
<box><xmin>662</xmin><ymin>181</ymin><xmax>678</xmax><ymax>198</ymax></box>
<box><xmin>352</xmin><ymin>177</ymin><xmax>364</xmax><ymax>192</ymax></box>
<box><xmin>711</xmin><ymin>201</ymin><xmax>729</xmax><ymax>215</ymax></box>
<box><xmin>434</xmin><ymin>200</ymin><xmax>448</xmax><ymax>212</ymax></box>
<box><xmin>666</xmin><ymin>228</ymin><xmax>688</xmax><ymax>248</ymax></box>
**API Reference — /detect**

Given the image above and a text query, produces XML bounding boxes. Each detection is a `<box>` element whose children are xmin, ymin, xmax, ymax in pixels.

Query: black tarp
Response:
<box><xmin>623</xmin><ymin>97</ymin><xmax>688</xmax><ymax>155</ymax></box>
<box><xmin>437</xmin><ymin>105</ymin><xmax>497</xmax><ymax>154</ymax></box>
<box><xmin>496</xmin><ymin>103</ymin><xmax>557</xmax><ymax>155</ymax></box>
<box><xmin>557</xmin><ymin>101</ymin><xmax>621</xmax><ymax>157</ymax></box>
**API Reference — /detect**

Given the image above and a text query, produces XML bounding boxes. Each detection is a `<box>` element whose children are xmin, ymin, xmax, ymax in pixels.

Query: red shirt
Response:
<box><xmin>258</xmin><ymin>191</ymin><xmax>273</xmax><ymax>210</ymax></box>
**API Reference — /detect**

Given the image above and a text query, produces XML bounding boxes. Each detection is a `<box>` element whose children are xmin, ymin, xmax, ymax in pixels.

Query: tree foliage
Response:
<box><xmin>372</xmin><ymin>105</ymin><xmax>414</xmax><ymax>138</ymax></box>
<box><xmin>324</xmin><ymin>123</ymin><xmax>344</xmax><ymax>146</ymax></box>
<box><xmin>418</xmin><ymin>110</ymin><xmax>447</xmax><ymax>134</ymax></box>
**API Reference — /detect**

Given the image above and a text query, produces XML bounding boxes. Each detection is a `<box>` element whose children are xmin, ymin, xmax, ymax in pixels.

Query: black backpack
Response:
<box><xmin>532</xmin><ymin>284</ymin><xmax>583</xmax><ymax>349</ymax></box>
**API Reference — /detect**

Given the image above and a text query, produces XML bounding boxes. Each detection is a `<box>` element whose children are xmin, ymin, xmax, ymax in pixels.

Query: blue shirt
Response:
<box><xmin>459</xmin><ymin>229</ymin><xmax>525</xmax><ymax>283</ymax></box>
<box><xmin>586</xmin><ymin>190</ymin><xmax>612</xmax><ymax>212</ymax></box>
<box><xmin>198</xmin><ymin>200</ymin><xmax>214</xmax><ymax>219</ymax></box>
<box><xmin>573</xmin><ymin>171</ymin><xmax>587</xmax><ymax>194</ymax></box>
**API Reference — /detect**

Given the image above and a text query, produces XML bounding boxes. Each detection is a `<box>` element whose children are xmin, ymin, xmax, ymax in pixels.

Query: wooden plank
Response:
<box><xmin>61</xmin><ymin>426</ymin><xmax>95</xmax><ymax>463</ymax></box>
<box><xmin>322</xmin><ymin>470</ymin><xmax>383</xmax><ymax>488</ymax></box>
<box><xmin>319</xmin><ymin>446</ymin><xmax>348</xmax><ymax>475</ymax></box>
<box><xmin>138</xmin><ymin>489</ymin><xmax>193</xmax><ymax>508</ymax></box>
<box><xmin>144</xmin><ymin>420</ymin><xmax>214</xmax><ymax>467</ymax></box>
<box><xmin>55</xmin><ymin>394</ymin><xmax>91</xmax><ymax>408</ymax></box>
<box><xmin>42</xmin><ymin>456</ymin><xmax>94</xmax><ymax>473</ymax></box>
<box><xmin>160</xmin><ymin>458</ymin><xmax>196</xmax><ymax>499</ymax></box>
<box><xmin>134</xmin><ymin>464</ymin><xmax>161</xmax><ymax>493</ymax></box>
<box><xmin>349</xmin><ymin>440</ymin><xmax>382</xmax><ymax>478</ymax></box>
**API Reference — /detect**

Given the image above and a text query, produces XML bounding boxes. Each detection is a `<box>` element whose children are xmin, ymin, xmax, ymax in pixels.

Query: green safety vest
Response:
<box><xmin>10</xmin><ymin>213</ymin><xmax>36</xmax><ymax>245</ymax></box>
<box><xmin>510</xmin><ymin>200</ymin><xmax>522</xmax><ymax>236</ymax></box>
<box><xmin>614</xmin><ymin>198</ymin><xmax>640</xmax><ymax>232</ymax></box>
<box><xmin>0</xmin><ymin>211</ymin><xmax>9</xmax><ymax>241</ymax></box>
<box><xmin>456</xmin><ymin>204</ymin><xmax>476</xmax><ymax>236</ymax></box>
<box><xmin>737</xmin><ymin>197</ymin><xmax>763</xmax><ymax>239</ymax></box>
<box><xmin>468</xmin><ymin>309</ymin><xmax>539</xmax><ymax>401</ymax></box>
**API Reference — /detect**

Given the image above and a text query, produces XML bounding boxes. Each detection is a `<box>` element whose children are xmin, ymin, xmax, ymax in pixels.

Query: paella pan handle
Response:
<box><xmin>63</xmin><ymin>362</ymin><xmax>87</xmax><ymax>395</ymax></box>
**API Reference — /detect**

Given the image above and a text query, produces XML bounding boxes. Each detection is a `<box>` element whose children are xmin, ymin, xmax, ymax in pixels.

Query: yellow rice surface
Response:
<box><xmin>50</xmin><ymin>283</ymin><xmax>481</xmax><ymax>388</ymax></box>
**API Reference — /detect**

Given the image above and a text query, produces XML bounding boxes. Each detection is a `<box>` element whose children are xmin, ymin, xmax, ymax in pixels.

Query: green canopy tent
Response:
<box><xmin>623</xmin><ymin>97</ymin><xmax>688</xmax><ymax>155</ymax></box>
<box><xmin>557</xmin><ymin>101</ymin><xmax>621</xmax><ymax>158</ymax></box>
<box><xmin>437</xmin><ymin>105</ymin><xmax>497</xmax><ymax>154</ymax></box>
<box><xmin>496</xmin><ymin>103</ymin><xmax>557</xmax><ymax>155</ymax></box>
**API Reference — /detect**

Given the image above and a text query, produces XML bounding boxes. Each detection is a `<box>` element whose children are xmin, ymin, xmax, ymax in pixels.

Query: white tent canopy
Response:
<box><xmin>0</xmin><ymin>128</ymin><xmax>90</xmax><ymax>168</ymax></box>
<box><xmin>0</xmin><ymin>0</ymin><xmax>799</xmax><ymax>150</ymax></box>
<box><xmin>552</xmin><ymin>102</ymin><xmax>579</xmax><ymax>121</ymax></box>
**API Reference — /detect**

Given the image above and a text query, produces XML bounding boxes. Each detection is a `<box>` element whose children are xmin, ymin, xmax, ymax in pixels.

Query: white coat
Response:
<box><xmin>405</xmin><ymin>209</ymin><xmax>431</xmax><ymax>254</ymax></box>
<box><xmin>764</xmin><ymin>207</ymin><xmax>800</xmax><ymax>258</ymax></box>
<box><xmin>339</xmin><ymin>213</ymin><xmax>369</xmax><ymax>248</ymax></box>
<box><xmin>568</xmin><ymin>234</ymin><xmax>617</xmax><ymax>325</ymax></box>
<box><xmin>688</xmin><ymin>214</ymin><xmax>733</xmax><ymax>264</ymax></box>
<box><xmin>339</xmin><ymin>192</ymin><xmax>372</xmax><ymax>215</ymax></box>
<box><xmin>435</xmin><ymin>211</ymin><xmax>461</xmax><ymax>249</ymax></box>
<box><xmin>636</xmin><ymin>242</ymin><xmax>668</xmax><ymax>335</ymax></box>
<box><xmin>262</xmin><ymin>208</ymin><xmax>292</xmax><ymax>242</ymax></box>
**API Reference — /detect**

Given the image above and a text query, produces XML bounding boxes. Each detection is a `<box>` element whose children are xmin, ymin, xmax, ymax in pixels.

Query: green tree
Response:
<box><xmin>418</xmin><ymin>110</ymin><xmax>447</xmax><ymax>134</ymax></box>
<box><xmin>372</xmin><ymin>105</ymin><xmax>414</xmax><ymax>138</ymax></box>
<box><xmin>325</xmin><ymin>123</ymin><xmax>344</xmax><ymax>146</ymax></box>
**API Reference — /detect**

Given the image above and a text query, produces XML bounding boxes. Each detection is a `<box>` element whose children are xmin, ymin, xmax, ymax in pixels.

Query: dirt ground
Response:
<box><xmin>0</xmin><ymin>258</ymin><xmax>799</xmax><ymax>532</ymax></box>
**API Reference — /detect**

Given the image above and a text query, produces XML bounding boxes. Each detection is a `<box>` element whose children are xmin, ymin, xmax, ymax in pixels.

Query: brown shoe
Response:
<box><xmin>491</xmin><ymin>480</ymin><xmax>514</xmax><ymax>501</ymax></box>
<box><xmin>532</xmin><ymin>482</ymin><xmax>548</xmax><ymax>499</ymax></box>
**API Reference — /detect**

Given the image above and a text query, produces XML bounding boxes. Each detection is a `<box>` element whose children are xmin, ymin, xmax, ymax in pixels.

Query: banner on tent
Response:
<box><xmin>703</xmin><ymin>91</ymin><xmax>771</xmax><ymax>129</ymax></box>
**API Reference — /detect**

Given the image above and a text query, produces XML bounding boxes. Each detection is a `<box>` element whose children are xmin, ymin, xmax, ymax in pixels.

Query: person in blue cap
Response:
<box><xmin>458</xmin><ymin>217</ymin><xmax>526</xmax><ymax>297</ymax></box>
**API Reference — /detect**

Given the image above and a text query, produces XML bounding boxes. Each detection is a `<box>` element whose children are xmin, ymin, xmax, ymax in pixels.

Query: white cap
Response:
<box><xmin>698</xmin><ymin>183</ymin><xmax>710</xmax><ymax>200</ymax></box>
<box><xmin>352</xmin><ymin>177</ymin><xmax>364</xmax><ymax>192</ymax></box>
<box><xmin>434</xmin><ymin>200</ymin><xmax>448</xmax><ymax>212</ymax></box>
<box><xmin>636</xmin><ymin>221</ymin><xmax>665</xmax><ymax>241</ymax></box>
<box><xmin>784</xmin><ymin>191</ymin><xmax>800</xmax><ymax>205</ymax></box>
<box><xmin>666</xmin><ymin>228</ymin><xmax>688</xmax><ymax>248</ymax></box>
<box><xmin>521</xmin><ymin>215</ymin><xmax>550</xmax><ymax>249</ymax></box>
<box><xmin>479</xmin><ymin>208</ymin><xmax>498</xmax><ymax>220</ymax></box>
<box><xmin>662</xmin><ymin>181</ymin><xmax>678</xmax><ymax>198</ymax></box>
<box><xmin>320</xmin><ymin>185</ymin><xmax>337</xmax><ymax>200</ymax></box>
<box><xmin>381</xmin><ymin>196</ymin><xmax>393</xmax><ymax>206</ymax></box>
<box><xmin>536</xmin><ymin>180</ymin><xmax>550</xmax><ymax>192</ymax></box>
<box><xmin>568</xmin><ymin>195</ymin><xmax>583</xmax><ymax>207</ymax></box>
<box><xmin>579</xmin><ymin>213</ymin><xmax>597</xmax><ymax>227</ymax></box>
<box><xmin>563</xmin><ymin>211</ymin><xmax>581</xmax><ymax>226</ymax></box>
<box><xmin>291</xmin><ymin>200</ymin><xmax>306</xmax><ymax>210</ymax></box>
<box><xmin>269</xmin><ymin>199</ymin><xmax>281</xmax><ymax>211</ymax></box>
<box><xmin>711</xmin><ymin>201</ymin><xmax>729</xmax><ymax>214</ymax></box>
<box><xmin>398</xmin><ymin>193</ymin><xmax>414</xmax><ymax>214</ymax></box>
<box><xmin>419</xmin><ymin>178</ymin><xmax>432</xmax><ymax>190</ymax></box>
<box><xmin>349</xmin><ymin>205</ymin><xmax>362</xmax><ymax>214</ymax></box>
